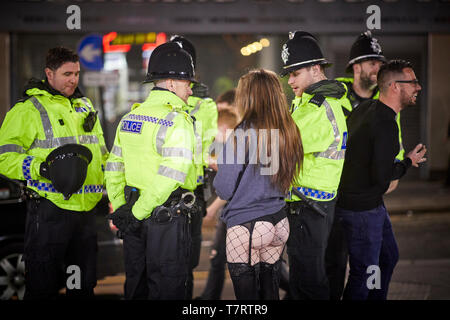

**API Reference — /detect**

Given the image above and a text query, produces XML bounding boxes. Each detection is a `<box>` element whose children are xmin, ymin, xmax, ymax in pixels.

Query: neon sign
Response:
<box><xmin>103</xmin><ymin>32</ymin><xmax>167</xmax><ymax>53</ymax></box>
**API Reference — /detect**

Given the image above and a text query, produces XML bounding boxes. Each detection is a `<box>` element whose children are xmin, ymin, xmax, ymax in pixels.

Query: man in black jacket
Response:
<box><xmin>336</xmin><ymin>60</ymin><xmax>427</xmax><ymax>300</ymax></box>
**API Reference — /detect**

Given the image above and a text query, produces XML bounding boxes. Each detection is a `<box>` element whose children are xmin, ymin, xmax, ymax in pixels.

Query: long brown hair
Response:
<box><xmin>235</xmin><ymin>68</ymin><xmax>303</xmax><ymax>192</ymax></box>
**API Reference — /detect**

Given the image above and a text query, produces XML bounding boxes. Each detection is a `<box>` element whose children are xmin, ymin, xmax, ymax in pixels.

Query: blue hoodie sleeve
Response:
<box><xmin>213</xmin><ymin>135</ymin><xmax>244</xmax><ymax>201</ymax></box>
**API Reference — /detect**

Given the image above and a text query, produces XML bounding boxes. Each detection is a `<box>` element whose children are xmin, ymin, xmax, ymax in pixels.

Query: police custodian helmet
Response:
<box><xmin>169</xmin><ymin>35</ymin><xmax>197</xmax><ymax>69</ymax></box>
<box><xmin>144</xmin><ymin>42</ymin><xmax>196</xmax><ymax>83</ymax></box>
<box><xmin>44</xmin><ymin>144</ymin><xmax>93</xmax><ymax>200</ymax></box>
<box><xmin>281</xmin><ymin>31</ymin><xmax>331</xmax><ymax>77</ymax></box>
<box><xmin>346</xmin><ymin>31</ymin><xmax>386</xmax><ymax>73</ymax></box>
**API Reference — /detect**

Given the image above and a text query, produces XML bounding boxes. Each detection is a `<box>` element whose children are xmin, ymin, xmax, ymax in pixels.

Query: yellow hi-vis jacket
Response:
<box><xmin>186</xmin><ymin>95</ymin><xmax>218</xmax><ymax>185</ymax></box>
<box><xmin>336</xmin><ymin>77</ymin><xmax>405</xmax><ymax>161</ymax></box>
<box><xmin>0</xmin><ymin>79</ymin><xmax>108</xmax><ymax>212</ymax></box>
<box><xmin>104</xmin><ymin>88</ymin><xmax>197</xmax><ymax>220</ymax></box>
<box><xmin>287</xmin><ymin>80</ymin><xmax>348</xmax><ymax>202</ymax></box>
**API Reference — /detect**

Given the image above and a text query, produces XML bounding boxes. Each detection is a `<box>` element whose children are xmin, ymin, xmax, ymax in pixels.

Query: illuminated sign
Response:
<box><xmin>103</xmin><ymin>32</ymin><xmax>167</xmax><ymax>53</ymax></box>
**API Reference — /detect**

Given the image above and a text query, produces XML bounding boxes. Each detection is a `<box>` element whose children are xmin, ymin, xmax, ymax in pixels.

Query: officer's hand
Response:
<box><xmin>108</xmin><ymin>205</ymin><xmax>130</xmax><ymax>232</ymax></box>
<box><xmin>39</xmin><ymin>161</ymin><xmax>51</xmax><ymax>180</ymax></box>
<box><xmin>125</xmin><ymin>214</ymin><xmax>142</xmax><ymax>234</ymax></box>
<box><xmin>407</xmin><ymin>143</ymin><xmax>427</xmax><ymax>167</ymax></box>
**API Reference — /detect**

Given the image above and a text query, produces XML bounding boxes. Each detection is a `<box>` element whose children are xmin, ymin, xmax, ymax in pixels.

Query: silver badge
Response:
<box><xmin>370</xmin><ymin>38</ymin><xmax>382</xmax><ymax>54</ymax></box>
<box><xmin>281</xmin><ymin>44</ymin><xmax>289</xmax><ymax>64</ymax></box>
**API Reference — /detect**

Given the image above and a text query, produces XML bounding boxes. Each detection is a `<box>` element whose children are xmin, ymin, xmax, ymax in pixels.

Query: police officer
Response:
<box><xmin>169</xmin><ymin>35</ymin><xmax>218</xmax><ymax>299</ymax></box>
<box><xmin>105</xmin><ymin>42</ymin><xmax>198</xmax><ymax>300</ymax></box>
<box><xmin>0</xmin><ymin>47</ymin><xmax>108</xmax><ymax>299</ymax></box>
<box><xmin>280</xmin><ymin>31</ymin><xmax>348</xmax><ymax>300</ymax></box>
<box><xmin>336</xmin><ymin>31</ymin><xmax>404</xmax><ymax>161</ymax></box>
<box><xmin>326</xmin><ymin>31</ymin><xmax>404</xmax><ymax>300</ymax></box>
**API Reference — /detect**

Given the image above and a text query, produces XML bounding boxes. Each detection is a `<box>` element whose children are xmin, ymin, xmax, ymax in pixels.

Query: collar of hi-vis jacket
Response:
<box><xmin>141</xmin><ymin>87</ymin><xmax>188</xmax><ymax>113</ymax></box>
<box><xmin>23</xmin><ymin>78</ymin><xmax>84</xmax><ymax>100</ymax></box>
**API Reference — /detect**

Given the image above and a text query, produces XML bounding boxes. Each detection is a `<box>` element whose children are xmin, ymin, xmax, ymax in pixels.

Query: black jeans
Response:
<box><xmin>325</xmin><ymin>210</ymin><xmax>348</xmax><ymax>300</ymax></box>
<box><xmin>186</xmin><ymin>186</ymin><xmax>206</xmax><ymax>299</ymax></box>
<box><xmin>123</xmin><ymin>212</ymin><xmax>191</xmax><ymax>300</ymax></box>
<box><xmin>286</xmin><ymin>198</ymin><xmax>336</xmax><ymax>300</ymax></box>
<box><xmin>24</xmin><ymin>198</ymin><xmax>98</xmax><ymax>300</ymax></box>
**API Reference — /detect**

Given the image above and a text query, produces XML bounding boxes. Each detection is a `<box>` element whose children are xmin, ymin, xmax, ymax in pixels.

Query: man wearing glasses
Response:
<box><xmin>335</xmin><ymin>60</ymin><xmax>427</xmax><ymax>300</ymax></box>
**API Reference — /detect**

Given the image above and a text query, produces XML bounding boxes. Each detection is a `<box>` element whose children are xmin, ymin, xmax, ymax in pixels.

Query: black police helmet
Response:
<box><xmin>169</xmin><ymin>35</ymin><xmax>197</xmax><ymax>69</ymax></box>
<box><xmin>144</xmin><ymin>42</ymin><xmax>196</xmax><ymax>83</ymax></box>
<box><xmin>346</xmin><ymin>31</ymin><xmax>386</xmax><ymax>74</ymax></box>
<box><xmin>45</xmin><ymin>144</ymin><xmax>92</xmax><ymax>200</ymax></box>
<box><xmin>281</xmin><ymin>31</ymin><xmax>331</xmax><ymax>77</ymax></box>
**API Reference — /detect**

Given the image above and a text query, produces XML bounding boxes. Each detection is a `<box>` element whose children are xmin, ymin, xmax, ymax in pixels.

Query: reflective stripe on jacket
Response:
<box><xmin>186</xmin><ymin>95</ymin><xmax>218</xmax><ymax>185</ymax></box>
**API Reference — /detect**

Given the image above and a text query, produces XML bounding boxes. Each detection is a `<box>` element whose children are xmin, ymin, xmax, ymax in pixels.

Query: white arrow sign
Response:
<box><xmin>80</xmin><ymin>43</ymin><xmax>102</xmax><ymax>63</ymax></box>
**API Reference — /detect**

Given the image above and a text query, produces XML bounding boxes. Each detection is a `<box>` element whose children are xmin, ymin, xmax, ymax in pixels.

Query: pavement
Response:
<box><xmin>94</xmin><ymin>179</ymin><xmax>450</xmax><ymax>300</ymax></box>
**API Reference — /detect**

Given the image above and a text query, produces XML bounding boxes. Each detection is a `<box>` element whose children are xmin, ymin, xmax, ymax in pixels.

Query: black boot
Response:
<box><xmin>259</xmin><ymin>260</ymin><xmax>281</xmax><ymax>300</ymax></box>
<box><xmin>227</xmin><ymin>263</ymin><xmax>258</xmax><ymax>300</ymax></box>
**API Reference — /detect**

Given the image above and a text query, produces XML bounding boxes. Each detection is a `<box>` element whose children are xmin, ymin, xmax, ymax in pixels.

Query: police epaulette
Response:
<box><xmin>309</xmin><ymin>94</ymin><xmax>325</xmax><ymax>107</ymax></box>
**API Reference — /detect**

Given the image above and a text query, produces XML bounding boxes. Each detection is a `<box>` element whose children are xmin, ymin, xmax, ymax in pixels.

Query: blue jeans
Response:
<box><xmin>336</xmin><ymin>204</ymin><xmax>399</xmax><ymax>300</ymax></box>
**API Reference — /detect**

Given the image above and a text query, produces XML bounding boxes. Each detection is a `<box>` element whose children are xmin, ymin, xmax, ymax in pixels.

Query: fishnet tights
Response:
<box><xmin>226</xmin><ymin>217</ymin><xmax>289</xmax><ymax>266</ymax></box>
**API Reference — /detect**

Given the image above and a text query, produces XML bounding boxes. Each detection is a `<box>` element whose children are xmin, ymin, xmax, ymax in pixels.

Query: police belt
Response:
<box><xmin>151</xmin><ymin>188</ymin><xmax>196</xmax><ymax>223</ymax></box>
<box><xmin>288</xmin><ymin>188</ymin><xmax>328</xmax><ymax>218</ymax></box>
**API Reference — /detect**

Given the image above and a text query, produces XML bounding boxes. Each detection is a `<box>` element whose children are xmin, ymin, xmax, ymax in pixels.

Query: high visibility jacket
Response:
<box><xmin>337</xmin><ymin>77</ymin><xmax>404</xmax><ymax>161</ymax></box>
<box><xmin>105</xmin><ymin>88</ymin><xmax>197</xmax><ymax>220</ymax></box>
<box><xmin>287</xmin><ymin>80</ymin><xmax>348</xmax><ymax>202</ymax></box>
<box><xmin>186</xmin><ymin>94</ymin><xmax>218</xmax><ymax>185</ymax></box>
<box><xmin>0</xmin><ymin>79</ymin><xmax>108</xmax><ymax>211</ymax></box>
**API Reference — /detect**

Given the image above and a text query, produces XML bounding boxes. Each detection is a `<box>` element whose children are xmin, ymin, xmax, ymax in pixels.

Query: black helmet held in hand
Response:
<box><xmin>144</xmin><ymin>42</ymin><xmax>196</xmax><ymax>83</ymax></box>
<box><xmin>346</xmin><ymin>30</ymin><xmax>386</xmax><ymax>74</ymax></box>
<box><xmin>44</xmin><ymin>144</ymin><xmax>92</xmax><ymax>200</ymax></box>
<box><xmin>281</xmin><ymin>31</ymin><xmax>331</xmax><ymax>77</ymax></box>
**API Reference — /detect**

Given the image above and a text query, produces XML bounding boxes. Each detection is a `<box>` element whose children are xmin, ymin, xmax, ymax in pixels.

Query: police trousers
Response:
<box><xmin>24</xmin><ymin>198</ymin><xmax>98</xmax><ymax>300</ymax></box>
<box><xmin>123</xmin><ymin>211</ymin><xmax>191</xmax><ymax>300</ymax></box>
<box><xmin>186</xmin><ymin>186</ymin><xmax>206</xmax><ymax>299</ymax></box>
<box><xmin>286</xmin><ymin>198</ymin><xmax>336</xmax><ymax>300</ymax></box>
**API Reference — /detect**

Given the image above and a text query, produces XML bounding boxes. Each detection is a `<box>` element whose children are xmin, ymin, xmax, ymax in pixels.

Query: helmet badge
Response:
<box><xmin>370</xmin><ymin>38</ymin><xmax>382</xmax><ymax>54</ymax></box>
<box><xmin>281</xmin><ymin>44</ymin><xmax>289</xmax><ymax>64</ymax></box>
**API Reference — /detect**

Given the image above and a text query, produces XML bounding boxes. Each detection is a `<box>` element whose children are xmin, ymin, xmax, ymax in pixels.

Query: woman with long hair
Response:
<box><xmin>213</xmin><ymin>69</ymin><xmax>303</xmax><ymax>300</ymax></box>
